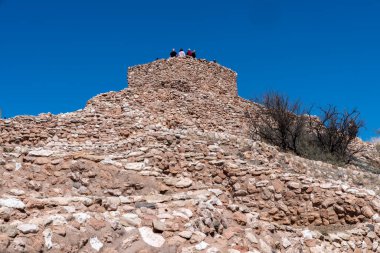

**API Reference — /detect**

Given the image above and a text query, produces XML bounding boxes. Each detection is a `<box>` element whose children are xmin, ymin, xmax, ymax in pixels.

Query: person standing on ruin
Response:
<box><xmin>187</xmin><ymin>48</ymin><xmax>192</xmax><ymax>56</ymax></box>
<box><xmin>170</xmin><ymin>48</ymin><xmax>177</xmax><ymax>57</ymax></box>
<box><xmin>178</xmin><ymin>48</ymin><xmax>186</xmax><ymax>57</ymax></box>
<box><xmin>191</xmin><ymin>50</ymin><xmax>196</xmax><ymax>58</ymax></box>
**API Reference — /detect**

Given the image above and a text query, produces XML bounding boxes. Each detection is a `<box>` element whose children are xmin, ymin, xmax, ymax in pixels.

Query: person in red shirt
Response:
<box><xmin>187</xmin><ymin>48</ymin><xmax>192</xmax><ymax>56</ymax></box>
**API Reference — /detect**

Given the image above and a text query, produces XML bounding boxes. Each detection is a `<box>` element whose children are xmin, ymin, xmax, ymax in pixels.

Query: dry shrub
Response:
<box><xmin>246</xmin><ymin>93</ymin><xmax>364</xmax><ymax>164</ymax></box>
<box><xmin>247</xmin><ymin>92</ymin><xmax>307</xmax><ymax>155</ymax></box>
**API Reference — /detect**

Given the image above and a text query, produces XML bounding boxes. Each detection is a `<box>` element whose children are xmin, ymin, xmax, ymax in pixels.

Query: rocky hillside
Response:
<box><xmin>0</xmin><ymin>57</ymin><xmax>380</xmax><ymax>253</ymax></box>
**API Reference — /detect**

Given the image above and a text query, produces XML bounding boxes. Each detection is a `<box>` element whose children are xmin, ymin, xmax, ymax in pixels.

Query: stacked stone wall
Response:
<box><xmin>128</xmin><ymin>57</ymin><xmax>238</xmax><ymax>97</ymax></box>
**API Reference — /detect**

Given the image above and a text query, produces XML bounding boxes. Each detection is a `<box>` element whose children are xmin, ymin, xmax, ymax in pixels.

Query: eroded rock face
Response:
<box><xmin>0</xmin><ymin>59</ymin><xmax>379</xmax><ymax>252</ymax></box>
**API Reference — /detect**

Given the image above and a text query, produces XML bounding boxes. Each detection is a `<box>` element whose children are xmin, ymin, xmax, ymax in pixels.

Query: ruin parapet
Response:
<box><xmin>127</xmin><ymin>57</ymin><xmax>238</xmax><ymax>97</ymax></box>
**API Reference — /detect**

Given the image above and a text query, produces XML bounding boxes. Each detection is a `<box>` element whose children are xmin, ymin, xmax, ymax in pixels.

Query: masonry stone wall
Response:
<box><xmin>127</xmin><ymin>57</ymin><xmax>238</xmax><ymax>97</ymax></box>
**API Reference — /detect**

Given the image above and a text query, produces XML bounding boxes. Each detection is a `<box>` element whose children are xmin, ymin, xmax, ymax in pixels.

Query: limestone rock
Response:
<box><xmin>139</xmin><ymin>227</ymin><xmax>165</xmax><ymax>248</ymax></box>
<box><xmin>28</xmin><ymin>149</ymin><xmax>53</xmax><ymax>157</ymax></box>
<box><xmin>17</xmin><ymin>223</ymin><xmax>39</xmax><ymax>234</ymax></box>
<box><xmin>175</xmin><ymin>178</ymin><xmax>193</xmax><ymax>188</ymax></box>
<box><xmin>0</xmin><ymin>198</ymin><xmax>25</xmax><ymax>209</ymax></box>
<box><xmin>43</xmin><ymin>229</ymin><xmax>53</xmax><ymax>250</ymax></box>
<box><xmin>90</xmin><ymin>237</ymin><xmax>104</xmax><ymax>252</ymax></box>
<box><xmin>195</xmin><ymin>241</ymin><xmax>209</xmax><ymax>251</ymax></box>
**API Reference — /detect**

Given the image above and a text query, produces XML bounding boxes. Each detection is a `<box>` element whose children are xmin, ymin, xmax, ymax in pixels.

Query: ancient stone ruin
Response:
<box><xmin>128</xmin><ymin>58</ymin><xmax>238</xmax><ymax>97</ymax></box>
<box><xmin>0</xmin><ymin>57</ymin><xmax>380</xmax><ymax>252</ymax></box>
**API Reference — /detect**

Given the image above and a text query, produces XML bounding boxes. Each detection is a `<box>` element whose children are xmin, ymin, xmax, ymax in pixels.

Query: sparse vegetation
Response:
<box><xmin>246</xmin><ymin>92</ymin><xmax>308</xmax><ymax>155</ymax></box>
<box><xmin>307</xmin><ymin>105</ymin><xmax>364</xmax><ymax>164</ymax></box>
<box><xmin>375</xmin><ymin>130</ymin><xmax>380</xmax><ymax>152</ymax></box>
<box><xmin>246</xmin><ymin>92</ymin><xmax>364</xmax><ymax>164</ymax></box>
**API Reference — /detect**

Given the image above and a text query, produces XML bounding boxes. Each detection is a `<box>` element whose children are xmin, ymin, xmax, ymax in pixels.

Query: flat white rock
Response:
<box><xmin>0</xmin><ymin>198</ymin><xmax>25</xmax><ymax>209</ymax></box>
<box><xmin>195</xmin><ymin>241</ymin><xmax>209</xmax><ymax>251</ymax></box>
<box><xmin>47</xmin><ymin>214</ymin><xmax>68</xmax><ymax>226</ymax></box>
<box><xmin>73</xmin><ymin>212</ymin><xmax>91</xmax><ymax>223</ymax></box>
<box><xmin>122</xmin><ymin>213</ymin><xmax>141</xmax><ymax>227</ymax></box>
<box><xmin>175</xmin><ymin>178</ymin><xmax>193</xmax><ymax>188</ymax></box>
<box><xmin>259</xmin><ymin>239</ymin><xmax>272</xmax><ymax>253</ymax></box>
<box><xmin>302</xmin><ymin>229</ymin><xmax>313</xmax><ymax>240</ymax></box>
<box><xmin>8</xmin><ymin>189</ymin><xmax>25</xmax><ymax>196</ymax></box>
<box><xmin>139</xmin><ymin>226</ymin><xmax>165</xmax><ymax>248</ymax></box>
<box><xmin>282</xmin><ymin>237</ymin><xmax>291</xmax><ymax>248</ymax></box>
<box><xmin>101</xmin><ymin>158</ymin><xmax>123</xmax><ymax>167</ymax></box>
<box><xmin>17</xmin><ymin>223</ymin><xmax>39</xmax><ymax>234</ymax></box>
<box><xmin>28</xmin><ymin>150</ymin><xmax>53</xmax><ymax>157</ymax></box>
<box><xmin>15</xmin><ymin>163</ymin><xmax>22</xmax><ymax>171</ymax></box>
<box><xmin>125</xmin><ymin>162</ymin><xmax>145</xmax><ymax>171</ymax></box>
<box><xmin>43</xmin><ymin>229</ymin><xmax>53</xmax><ymax>249</ymax></box>
<box><xmin>90</xmin><ymin>237</ymin><xmax>103</xmax><ymax>252</ymax></box>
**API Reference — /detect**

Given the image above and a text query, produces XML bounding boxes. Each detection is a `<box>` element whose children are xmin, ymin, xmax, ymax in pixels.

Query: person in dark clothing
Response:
<box><xmin>187</xmin><ymin>48</ymin><xmax>192</xmax><ymax>56</ymax></box>
<box><xmin>170</xmin><ymin>48</ymin><xmax>177</xmax><ymax>57</ymax></box>
<box><xmin>191</xmin><ymin>50</ymin><xmax>196</xmax><ymax>58</ymax></box>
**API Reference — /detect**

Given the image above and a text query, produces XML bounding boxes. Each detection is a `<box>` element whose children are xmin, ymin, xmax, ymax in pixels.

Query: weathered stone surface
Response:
<box><xmin>43</xmin><ymin>229</ymin><xmax>53</xmax><ymax>250</ymax></box>
<box><xmin>125</xmin><ymin>162</ymin><xmax>145</xmax><ymax>171</ymax></box>
<box><xmin>175</xmin><ymin>178</ymin><xmax>193</xmax><ymax>188</ymax></box>
<box><xmin>28</xmin><ymin>149</ymin><xmax>53</xmax><ymax>157</ymax></box>
<box><xmin>362</xmin><ymin>206</ymin><xmax>374</xmax><ymax>218</ymax></box>
<box><xmin>282</xmin><ymin>237</ymin><xmax>291</xmax><ymax>248</ymax></box>
<box><xmin>0</xmin><ymin>234</ymin><xmax>10</xmax><ymax>252</ymax></box>
<box><xmin>90</xmin><ymin>237</ymin><xmax>104</xmax><ymax>252</ymax></box>
<box><xmin>73</xmin><ymin>213</ymin><xmax>91</xmax><ymax>224</ymax></box>
<box><xmin>179</xmin><ymin>231</ymin><xmax>193</xmax><ymax>239</ymax></box>
<box><xmin>0</xmin><ymin>198</ymin><xmax>25</xmax><ymax>209</ymax></box>
<box><xmin>152</xmin><ymin>220</ymin><xmax>166</xmax><ymax>232</ymax></box>
<box><xmin>122</xmin><ymin>213</ymin><xmax>142</xmax><ymax>227</ymax></box>
<box><xmin>195</xmin><ymin>241</ymin><xmax>209</xmax><ymax>251</ymax></box>
<box><xmin>246</xmin><ymin>232</ymin><xmax>258</xmax><ymax>244</ymax></box>
<box><xmin>17</xmin><ymin>223</ymin><xmax>39</xmax><ymax>234</ymax></box>
<box><xmin>139</xmin><ymin>227</ymin><xmax>165</xmax><ymax>248</ymax></box>
<box><xmin>233</xmin><ymin>212</ymin><xmax>247</xmax><ymax>225</ymax></box>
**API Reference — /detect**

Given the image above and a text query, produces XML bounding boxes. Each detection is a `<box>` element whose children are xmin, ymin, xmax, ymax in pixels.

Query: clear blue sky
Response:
<box><xmin>1</xmin><ymin>0</ymin><xmax>379</xmax><ymax>140</ymax></box>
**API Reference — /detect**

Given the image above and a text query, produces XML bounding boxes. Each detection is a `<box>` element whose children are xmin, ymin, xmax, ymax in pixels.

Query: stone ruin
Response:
<box><xmin>128</xmin><ymin>58</ymin><xmax>238</xmax><ymax>97</ymax></box>
<box><xmin>0</xmin><ymin>57</ymin><xmax>379</xmax><ymax>252</ymax></box>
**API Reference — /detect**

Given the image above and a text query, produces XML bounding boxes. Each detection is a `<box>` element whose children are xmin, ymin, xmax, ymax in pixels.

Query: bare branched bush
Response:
<box><xmin>247</xmin><ymin>92</ymin><xmax>308</xmax><ymax>155</ymax></box>
<box><xmin>310</xmin><ymin>106</ymin><xmax>364</xmax><ymax>163</ymax></box>
<box><xmin>246</xmin><ymin>93</ymin><xmax>364</xmax><ymax>164</ymax></box>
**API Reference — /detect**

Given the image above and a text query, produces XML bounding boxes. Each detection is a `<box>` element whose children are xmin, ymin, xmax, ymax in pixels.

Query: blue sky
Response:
<box><xmin>0</xmin><ymin>0</ymin><xmax>379</xmax><ymax>140</ymax></box>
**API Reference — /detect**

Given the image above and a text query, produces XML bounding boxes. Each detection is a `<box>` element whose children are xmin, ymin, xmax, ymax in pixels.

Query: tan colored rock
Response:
<box><xmin>362</xmin><ymin>206</ymin><xmax>374</xmax><ymax>218</ymax></box>
<box><xmin>152</xmin><ymin>220</ymin><xmax>166</xmax><ymax>232</ymax></box>
<box><xmin>272</xmin><ymin>179</ymin><xmax>284</xmax><ymax>193</ymax></box>
<box><xmin>233</xmin><ymin>212</ymin><xmax>247</xmax><ymax>226</ymax></box>
<box><xmin>0</xmin><ymin>234</ymin><xmax>10</xmax><ymax>252</ymax></box>
<box><xmin>34</xmin><ymin>157</ymin><xmax>50</xmax><ymax>165</ymax></box>
<box><xmin>305</xmin><ymin>239</ymin><xmax>317</xmax><ymax>247</ymax></box>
